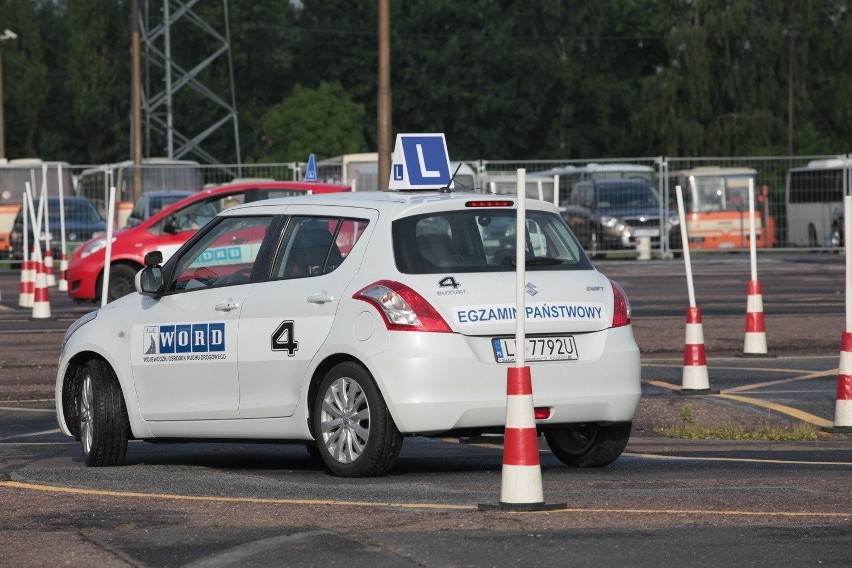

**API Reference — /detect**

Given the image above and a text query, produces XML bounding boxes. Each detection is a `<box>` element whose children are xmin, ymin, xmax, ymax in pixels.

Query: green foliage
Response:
<box><xmin>259</xmin><ymin>81</ymin><xmax>367</xmax><ymax>162</ymax></box>
<box><xmin>654</xmin><ymin>421</ymin><xmax>818</xmax><ymax>441</ymax></box>
<box><xmin>0</xmin><ymin>0</ymin><xmax>850</xmax><ymax>163</ymax></box>
<box><xmin>679</xmin><ymin>404</ymin><xmax>695</xmax><ymax>424</ymax></box>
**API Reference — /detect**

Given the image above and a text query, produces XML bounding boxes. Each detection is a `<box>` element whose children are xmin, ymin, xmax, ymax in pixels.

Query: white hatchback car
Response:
<box><xmin>56</xmin><ymin>189</ymin><xmax>641</xmax><ymax>477</ymax></box>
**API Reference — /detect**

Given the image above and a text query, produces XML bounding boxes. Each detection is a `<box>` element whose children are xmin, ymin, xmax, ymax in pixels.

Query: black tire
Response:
<box><xmin>312</xmin><ymin>362</ymin><xmax>403</xmax><ymax>477</ymax></box>
<box><xmin>305</xmin><ymin>444</ymin><xmax>322</xmax><ymax>460</ymax></box>
<box><xmin>107</xmin><ymin>263</ymin><xmax>139</xmax><ymax>302</ymax></box>
<box><xmin>78</xmin><ymin>359</ymin><xmax>130</xmax><ymax>467</ymax></box>
<box><xmin>544</xmin><ymin>422</ymin><xmax>631</xmax><ymax>468</ymax></box>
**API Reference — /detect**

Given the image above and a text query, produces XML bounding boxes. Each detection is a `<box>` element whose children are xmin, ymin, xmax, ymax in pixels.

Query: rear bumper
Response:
<box><xmin>368</xmin><ymin>325</ymin><xmax>641</xmax><ymax>434</ymax></box>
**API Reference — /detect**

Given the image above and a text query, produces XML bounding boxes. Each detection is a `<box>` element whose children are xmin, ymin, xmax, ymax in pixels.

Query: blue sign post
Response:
<box><xmin>304</xmin><ymin>154</ymin><xmax>318</xmax><ymax>182</ymax></box>
<box><xmin>388</xmin><ymin>133</ymin><xmax>452</xmax><ymax>190</ymax></box>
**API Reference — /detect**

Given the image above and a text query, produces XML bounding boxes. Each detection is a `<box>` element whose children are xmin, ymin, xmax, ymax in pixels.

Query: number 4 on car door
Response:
<box><xmin>271</xmin><ymin>320</ymin><xmax>299</xmax><ymax>355</ymax></box>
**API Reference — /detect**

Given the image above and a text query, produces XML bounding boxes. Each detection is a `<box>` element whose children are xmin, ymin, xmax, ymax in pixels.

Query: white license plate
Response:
<box><xmin>491</xmin><ymin>336</ymin><xmax>579</xmax><ymax>363</ymax></box>
<box><xmin>632</xmin><ymin>228</ymin><xmax>660</xmax><ymax>237</ymax></box>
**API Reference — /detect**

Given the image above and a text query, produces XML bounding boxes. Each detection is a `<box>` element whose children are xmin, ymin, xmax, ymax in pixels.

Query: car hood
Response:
<box><xmin>596</xmin><ymin>206</ymin><xmax>660</xmax><ymax>220</ymax></box>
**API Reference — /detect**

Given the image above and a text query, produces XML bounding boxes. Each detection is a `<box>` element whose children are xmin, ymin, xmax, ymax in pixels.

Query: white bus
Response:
<box><xmin>478</xmin><ymin>172</ymin><xmax>558</xmax><ymax>203</ymax></box>
<box><xmin>785</xmin><ymin>158</ymin><xmax>852</xmax><ymax>247</ymax></box>
<box><xmin>314</xmin><ymin>152</ymin><xmax>478</xmax><ymax>191</ymax></box>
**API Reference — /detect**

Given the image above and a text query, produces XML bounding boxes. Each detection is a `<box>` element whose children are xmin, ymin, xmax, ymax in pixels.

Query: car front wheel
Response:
<box><xmin>312</xmin><ymin>362</ymin><xmax>403</xmax><ymax>477</ymax></box>
<box><xmin>79</xmin><ymin>359</ymin><xmax>130</xmax><ymax>467</ymax></box>
<box><xmin>544</xmin><ymin>422</ymin><xmax>631</xmax><ymax>468</ymax></box>
<box><xmin>107</xmin><ymin>263</ymin><xmax>139</xmax><ymax>302</ymax></box>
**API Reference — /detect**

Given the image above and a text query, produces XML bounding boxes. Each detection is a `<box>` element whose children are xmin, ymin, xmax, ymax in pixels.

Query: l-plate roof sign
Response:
<box><xmin>388</xmin><ymin>133</ymin><xmax>452</xmax><ymax>190</ymax></box>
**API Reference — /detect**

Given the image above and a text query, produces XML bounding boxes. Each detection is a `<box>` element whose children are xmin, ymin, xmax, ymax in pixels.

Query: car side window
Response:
<box><xmin>168</xmin><ymin>215</ymin><xmax>274</xmax><ymax>293</ymax></box>
<box><xmin>272</xmin><ymin>216</ymin><xmax>369</xmax><ymax>279</ymax></box>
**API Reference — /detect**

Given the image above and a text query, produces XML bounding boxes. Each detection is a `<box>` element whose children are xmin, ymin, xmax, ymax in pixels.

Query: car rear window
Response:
<box><xmin>393</xmin><ymin>209</ymin><xmax>591</xmax><ymax>274</ymax></box>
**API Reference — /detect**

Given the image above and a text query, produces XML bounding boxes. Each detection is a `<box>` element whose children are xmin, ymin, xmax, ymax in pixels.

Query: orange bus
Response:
<box><xmin>0</xmin><ymin>159</ymin><xmax>74</xmax><ymax>258</ymax></box>
<box><xmin>666</xmin><ymin>166</ymin><xmax>776</xmax><ymax>250</ymax></box>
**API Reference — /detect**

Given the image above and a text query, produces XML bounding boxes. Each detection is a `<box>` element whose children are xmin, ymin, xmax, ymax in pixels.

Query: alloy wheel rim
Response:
<box><xmin>320</xmin><ymin>377</ymin><xmax>370</xmax><ymax>464</ymax></box>
<box><xmin>80</xmin><ymin>374</ymin><xmax>94</xmax><ymax>455</ymax></box>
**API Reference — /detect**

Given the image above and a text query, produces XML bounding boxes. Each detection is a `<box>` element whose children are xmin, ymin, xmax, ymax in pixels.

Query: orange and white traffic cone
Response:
<box><xmin>743</xmin><ymin>280</ymin><xmax>769</xmax><ymax>356</ymax></box>
<box><xmin>57</xmin><ymin>252</ymin><xmax>68</xmax><ymax>292</ymax></box>
<box><xmin>680</xmin><ymin>306</ymin><xmax>718</xmax><ymax>395</ymax></box>
<box><xmin>827</xmin><ymin>332</ymin><xmax>852</xmax><ymax>433</ymax></box>
<box><xmin>480</xmin><ymin>366</ymin><xmax>566</xmax><ymax>511</ymax></box>
<box><xmin>31</xmin><ymin>252</ymin><xmax>51</xmax><ymax>319</ymax></box>
<box><xmin>44</xmin><ymin>247</ymin><xmax>56</xmax><ymax>287</ymax></box>
<box><xmin>18</xmin><ymin>258</ymin><xmax>34</xmax><ymax>308</ymax></box>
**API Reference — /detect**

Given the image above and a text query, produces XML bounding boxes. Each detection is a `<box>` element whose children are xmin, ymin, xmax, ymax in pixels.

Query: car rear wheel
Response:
<box><xmin>544</xmin><ymin>422</ymin><xmax>631</xmax><ymax>468</ymax></box>
<box><xmin>312</xmin><ymin>362</ymin><xmax>403</xmax><ymax>477</ymax></box>
<box><xmin>107</xmin><ymin>264</ymin><xmax>139</xmax><ymax>302</ymax></box>
<box><xmin>79</xmin><ymin>359</ymin><xmax>129</xmax><ymax>467</ymax></box>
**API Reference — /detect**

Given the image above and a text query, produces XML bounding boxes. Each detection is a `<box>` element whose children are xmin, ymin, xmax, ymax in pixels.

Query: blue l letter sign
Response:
<box><xmin>388</xmin><ymin>133</ymin><xmax>452</xmax><ymax>190</ymax></box>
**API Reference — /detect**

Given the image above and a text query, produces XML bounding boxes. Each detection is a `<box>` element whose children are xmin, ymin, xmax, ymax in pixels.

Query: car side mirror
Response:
<box><xmin>136</xmin><ymin>250</ymin><xmax>164</xmax><ymax>297</ymax></box>
<box><xmin>135</xmin><ymin>266</ymin><xmax>163</xmax><ymax>297</ymax></box>
<box><xmin>144</xmin><ymin>250</ymin><xmax>163</xmax><ymax>266</ymax></box>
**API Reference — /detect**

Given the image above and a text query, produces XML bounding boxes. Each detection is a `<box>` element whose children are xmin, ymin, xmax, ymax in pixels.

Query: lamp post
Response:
<box><xmin>0</xmin><ymin>28</ymin><xmax>18</xmax><ymax>161</ymax></box>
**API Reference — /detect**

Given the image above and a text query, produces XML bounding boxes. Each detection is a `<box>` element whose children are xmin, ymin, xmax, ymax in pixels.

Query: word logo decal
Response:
<box><xmin>453</xmin><ymin>302</ymin><xmax>605</xmax><ymax>325</ymax></box>
<box><xmin>143</xmin><ymin>322</ymin><xmax>226</xmax><ymax>362</ymax></box>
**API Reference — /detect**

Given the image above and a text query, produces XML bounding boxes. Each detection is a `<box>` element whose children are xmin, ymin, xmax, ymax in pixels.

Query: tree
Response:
<box><xmin>0</xmin><ymin>0</ymin><xmax>53</xmax><ymax>158</ymax></box>
<box><xmin>67</xmin><ymin>0</ymin><xmax>130</xmax><ymax>162</ymax></box>
<box><xmin>259</xmin><ymin>81</ymin><xmax>367</xmax><ymax>162</ymax></box>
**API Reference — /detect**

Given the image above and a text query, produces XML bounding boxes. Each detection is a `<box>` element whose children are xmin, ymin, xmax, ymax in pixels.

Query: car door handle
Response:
<box><xmin>307</xmin><ymin>291</ymin><xmax>333</xmax><ymax>304</ymax></box>
<box><xmin>215</xmin><ymin>299</ymin><xmax>241</xmax><ymax>312</ymax></box>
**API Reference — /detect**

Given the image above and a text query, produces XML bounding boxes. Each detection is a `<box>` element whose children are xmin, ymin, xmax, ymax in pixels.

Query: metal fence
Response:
<box><xmin>471</xmin><ymin>154</ymin><xmax>852</xmax><ymax>255</ymax></box>
<box><xmin>3</xmin><ymin>155</ymin><xmax>851</xmax><ymax>261</ymax></box>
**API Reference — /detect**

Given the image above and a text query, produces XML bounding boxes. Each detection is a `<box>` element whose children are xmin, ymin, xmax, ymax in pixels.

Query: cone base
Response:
<box><xmin>478</xmin><ymin>501</ymin><xmax>568</xmax><ymax>512</ymax></box>
<box><xmin>678</xmin><ymin>388</ymin><xmax>720</xmax><ymax>396</ymax></box>
<box><xmin>738</xmin><ymin>352</ymin><xmax>776</xmax><ymax>358</ymax></box>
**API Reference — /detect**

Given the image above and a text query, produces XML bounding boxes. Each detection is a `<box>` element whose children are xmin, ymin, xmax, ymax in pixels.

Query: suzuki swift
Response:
<box><xmin>56</xmin><ymin>189</ymin><xmax>641</xmax><ymax>477</ymax></box>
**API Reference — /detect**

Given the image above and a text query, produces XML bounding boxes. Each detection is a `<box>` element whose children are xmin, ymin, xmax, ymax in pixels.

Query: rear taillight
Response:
<box><xmin>353</xmin><ymin>280</ymin><xmax>452</xmax><ymax>333</ymax></box>
<box><xmin>610</xmin><ymin>279</ymin><xmax>631</xmax><ymax>328</ymax></box>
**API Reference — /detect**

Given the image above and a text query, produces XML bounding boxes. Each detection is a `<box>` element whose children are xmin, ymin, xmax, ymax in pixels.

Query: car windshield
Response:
<box><xmin>691</xmin><ymin>175</ymin><xmax>755</xmax><ymax>213</ymax></box>
<box><xmin>393</xmin><ymin>209</ymin><xmax>590</xmax><ymax>274</ymax></box>
<box><xmin>20</xmin><ymin>199</ymin><xmax>102</xmax><ymax>223</ymax></box>
<box><xmin>595</xmin><ymin>184</ymin><xmax>660</xmax><ymax>209</ymax></box>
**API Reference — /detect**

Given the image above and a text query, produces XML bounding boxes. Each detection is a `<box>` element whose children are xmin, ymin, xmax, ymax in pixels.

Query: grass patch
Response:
<box><xmin>653</xmin><ymin>403</ymin><xmax>819</xmax><ymax>440</ymax></box>
<box><xmin>654</xmin><ymin>421</ymin><xmax>819</xmax><ymax>441</ymax></box>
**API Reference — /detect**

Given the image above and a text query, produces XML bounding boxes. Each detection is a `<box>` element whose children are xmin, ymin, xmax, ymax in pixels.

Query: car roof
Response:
<box><xmin>220</xmin><ymin>190</ymin><xmax>558</xmax><ymax>217</ymax></box>
<box><xmin>136</xmin><ymin>180</ymin><xmax>351</xmax><ymax>228</ymax></box>
<box><xmin>139</xmin><ymin>189</ymin><xmax>195</xmax><ymax>197</ymax></box>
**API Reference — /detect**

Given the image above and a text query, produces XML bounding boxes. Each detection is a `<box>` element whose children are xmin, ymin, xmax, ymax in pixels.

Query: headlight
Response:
<box><xmin>600</xmin><ymin>215</ymin><xmax>627</xmax><ymax>233</ymax></box>
<box><xmin>61</xmin><ymin>310</ymin><xmax>98</xmax><ymax>352</ymax></box>
<box><xmin>80</xmin><ymin>237</ymin><xmax>108</xmax><ymax>258</ymax></box>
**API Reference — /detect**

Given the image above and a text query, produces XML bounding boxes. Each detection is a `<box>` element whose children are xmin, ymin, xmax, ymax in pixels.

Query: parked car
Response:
<box><xmin>66</xmin><ymin>180</ymin><xmax>350</xmax><ymax>303</ymax></box>
<box><xmin>9</xmin><ymin>196</ymin><xmax>106</xmax><ymax>260</ymax></box>
<box><xmin>125</xmin><ymin>190</ymin><xmax>195</xmax><ymax>228</ymax></box>
<box><xmin>56</xmin><ymin>188</ymin><xmax>640</xmax><ymax>477</ymax></box>
<box><xmin>565</xmin><ymin>179</ymin><xmax>680</xmax><ymax>256</ymax></box>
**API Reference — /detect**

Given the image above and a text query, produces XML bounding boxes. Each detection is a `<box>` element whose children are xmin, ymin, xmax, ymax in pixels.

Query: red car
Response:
<box><xmin>66</xmin><ymin>180</ymin><xmax>350</xmax><ymax>302</ymax></box>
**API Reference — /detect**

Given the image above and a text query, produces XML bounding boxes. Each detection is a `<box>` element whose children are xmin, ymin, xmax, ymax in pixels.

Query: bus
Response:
<box><xmin>0</xmin><ymin>159</ymin><xmax>74</xmax><ymax>258</ymax></box>
<box><xmin>666</xmin><ymin>166</ymin><xmax>776</xmax><ymax>250</ymax></box>
<box><xmin>478</xmin><ymin>172</ymin><xmax>558</xmax><ymax>203</ymax></box>
<box><xmin>76</xmin><ymin>158</ymin><xmax>205</xmax><ymax>228</ymax></box>
<box><xmin>785</xmin><ymin>158</ymin><xmax>851</xmax><ymax>248</ymax></box>
<box><xmin>314</xmin><ymin>152</ymin><xmax>478</xmax><ymax>191</ymax></box>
